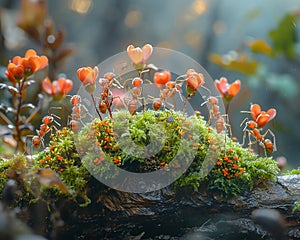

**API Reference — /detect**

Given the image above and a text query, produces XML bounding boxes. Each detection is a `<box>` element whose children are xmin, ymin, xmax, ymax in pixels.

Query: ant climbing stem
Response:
<box><xmin>69</xmin><ymin>95</ymin><xmax>94</xmax><ymax>133</ymax></box>
<box><xmin>97</xmin><ymin>72</ymin><xmax>128</xmax><ymax>119</ymax></box>
<box><xmin>201</xmin><ymin>95</ymin><xmax>232</xmax><ymax>152</ymax></box>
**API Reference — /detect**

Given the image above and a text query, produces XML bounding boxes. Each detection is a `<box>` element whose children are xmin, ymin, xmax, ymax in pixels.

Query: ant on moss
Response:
<box><xmin>30</xmin><ymin>107</ymin><xmax>61</xmax><ymax>149</ymax></box>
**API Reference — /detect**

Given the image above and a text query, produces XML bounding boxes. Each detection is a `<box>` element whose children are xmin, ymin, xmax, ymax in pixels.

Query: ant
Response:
<box><xmin>69</xmin><ymin>95</ymin><xmax>91</xmax><ymax>133</ymax></box>
<box><xmin>31</xmin><ymin>108</ymin><xmax>61</xmax><ymax>149</ymax></box>
<box><xmin>201</xmin><ymin>96</ymin><xmax>231</xmax><ymax>136</ymax></box>
<box><xmin>240</xmin><ymin>103</ymin><xmax>277</xmax><ymax>156</ymax></box>
<box><xmin>123</xmin><ymin>77</ymin><xmax>147</xmax><ymax>114</ymax></box>
<box><xmin>146</xmin><ymin>79</ymin><xmax>183</xmax><ymax>111</ymax></box>
<box><xmin>240</xmin><ymin>119</ymin><xmax>276</xmax><ymax>155</ymax></box>
<box><xmin>159</xmin><ymin>82</ymin><xmax>182</xmax><ymax>109</ymax></box>
<box><xmin>97</xmin><ymin>72</ymin><xmax>124</xmax><ymax>118</ymax></box>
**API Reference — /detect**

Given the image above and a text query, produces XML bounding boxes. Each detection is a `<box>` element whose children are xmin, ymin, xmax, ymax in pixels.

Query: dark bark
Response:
<box><xmin>31</xmin><ymin>175</ymin><xmax>300</xmax><ymax>240</ymax></box>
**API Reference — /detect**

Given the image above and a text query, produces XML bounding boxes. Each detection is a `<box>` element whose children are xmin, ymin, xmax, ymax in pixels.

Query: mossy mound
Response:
<box><xmin>0</xmin><ymin>110</ymin><xmax>279</xmax><ymax>205</ymax></box>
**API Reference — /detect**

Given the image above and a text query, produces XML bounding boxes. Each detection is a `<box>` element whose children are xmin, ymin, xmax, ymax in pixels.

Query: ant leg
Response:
<box><xmin>143</xmin><ymin>79</ymin><xmax>152</xmax><ymax>84</ymax></box>
<box><xmin>247</xmin><ymin>131</ymin><xmax>257</xmax><ymax>149</ymax></box>
<box><xmin>263</xmin><ymin>129</ymin><xmax>277</xmax><ymax>152</ymax></box>
<box><xmin>81</xmin><ymin>104</ymin><xmax>94</xmax><ymax>120</ymax></box>
<box><xmin>240</xmin><ymin>117</ymin><xmax>249</xmax><ymax>130</ymax></box>
<box><xmin>112</xmin><ymin>79</ymin><xmax>124</xmax><ymax>89</ymax></box>
<box><xmin>48</xmin><ymin>107</ymin><xmax>62</xmax><ymax>127</ymax></box>
<box><xmin>200</xmin><ymin>85</ymin><xmax>212</xmax><ymax>97</ymax></box>
<box><xmin>164</xmin><ymin>100</ymin><xmax>174</xmax><ymax>110</ymax></box>
<box><xmin>241</xmin><ymin>131</ymin><xmax>246</xmax><ymax>147</ymax></box>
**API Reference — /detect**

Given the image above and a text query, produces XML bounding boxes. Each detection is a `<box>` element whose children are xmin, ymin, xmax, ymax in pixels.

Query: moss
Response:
<box><xmin>0</xmin><ymin>158</ymin><xmax>10</xmax><ymax>194</ymax></box>
<box><xmin>78</xmin><ymin>109</ymin><xmax>279</xmax><ymax>198</ymax></box>
<box><xmin>34</xmin><ymin>128</ymin><xmax>92</xmax><ymax>204</ymax></box>
<box><xmin>283</xmin><ymin>168</ymin><xmax>300</xmax><ymax>175</ymax></box>
<box><xmin>293</xmin><ymin>201</ymin><xmax>300</xmax><ymax>213</ymax></box>
<box><xmin>0</xmin><ymin>109</ymin><xmax>281</xmax><ymax>203</ymax></box>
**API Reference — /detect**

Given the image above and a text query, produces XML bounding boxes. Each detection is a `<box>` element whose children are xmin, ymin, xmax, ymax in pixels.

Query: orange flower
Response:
<box><xmin>215</xmin><ymin>77</ymin><xmax>240</xmax><ymax>102</ymax></box>
<box><xmin>127</xmin><ymin>44</ymin><xmax>153</xmax><ymax>65</ymax></box>
<box><xmin>185</xmin><ymin>69</ymin><xmax>205</xmax><ymax>95</ymax></box>
<box><xmin>250</xmin><ymin>103</ymin><xmax>276</xmax><ymax>128</ymax></box>
<box><xmin>5</xmin><ymin>49</ymin><xmax>48</xmax><ymax>83</ymax></box>
<box><xmin>77</xmin><ymin>66</ymin><xmax>98</xmax><ymax>94</ymax></box>
<box><xmin>42</xmin><ymin>77</ymin><xmax>73</xmax><ymax>100</ymax></box>
<box><xmin>154</xmin><ymin>70</ymin><xmax>171</xmax><ymax>88</ymax></box>
<box><xmin>6</xmin><ymin>63</ymin><xmax>24</xmax><ymax>82</ymax></box>
<box><xmin>77</xmin><ymin>66</ymin><xmax>99</xmax><ymax>85</ymax></box>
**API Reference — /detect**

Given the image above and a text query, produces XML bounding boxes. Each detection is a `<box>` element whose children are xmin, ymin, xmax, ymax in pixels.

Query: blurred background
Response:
<box><xmin>0</xmin><ymin>0</ymin><xmax>299</xmax><ymax>168</ymax></box>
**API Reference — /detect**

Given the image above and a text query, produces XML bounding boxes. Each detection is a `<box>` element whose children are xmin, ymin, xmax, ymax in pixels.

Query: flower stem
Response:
<box><xmin>91</xmin><ymin>94</ymin><xmax>102</xmax><ymax>120</ymax></box>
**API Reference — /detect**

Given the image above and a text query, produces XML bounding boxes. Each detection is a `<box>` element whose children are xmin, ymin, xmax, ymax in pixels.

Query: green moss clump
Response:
<box><xmin>0</xmin><ymin>159</ymin><xmax>10</xmax><ymax>194</ymax></box>
<box><xmin>0</xmin><ymin>154</ymin><xmax>28</xmax><ymax>189</ymax></box>
<box><xmin>0</xmin><ymin>110</ymin><xmax>281</xmax><ymax>203</ymax></box>
<box><xmin>34</xmin><ymin>128</ymin><xmax>91</xmax><ymax>205</ymax></box>
<box><xmin>78</xmin><ymin>110</ymin><xmax>279</xmax><ymax>198</ymax></box>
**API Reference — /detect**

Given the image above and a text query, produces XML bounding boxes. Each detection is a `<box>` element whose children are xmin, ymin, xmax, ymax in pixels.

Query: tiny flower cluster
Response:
<box><xmin>36</xmin><ymin>128</ymin><xmax>79</xmax><ymax>172</ymax></box>
<box><xmin>213</xmin><ymin>149</ymin><xmax>245</xmax><ymax>180</ymax></box>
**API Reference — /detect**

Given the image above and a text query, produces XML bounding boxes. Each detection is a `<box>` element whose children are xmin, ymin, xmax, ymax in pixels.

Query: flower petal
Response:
<box><xmin>57</xmin><ymin>78</ymin><xmax>73</xmax><ymax>95</ymax></box>
<box><xmin>25</xmin><ymin>49</ymin><xmax>37</xmax><ymax>58</ymax></box>
<box><xmin>39</xmin><ymin>55</ymin><xmax>48</xmax><ymax>70</ymax></box>
<box><xmin>127</xmin><ymin>45</ymin><xmax>144</xmax><ymax>65</ymax></box>
<box><xmin>228</xmin><ymin>80</ymin><xmax>241</xmax><ymax>97</ymax></box>
<box><xmin>142</xmin><ymin>44</ymin><xmax>153</xmax><ymax>62</ymax></box>
<box><xmin>215</xmin><ymin>77</ymin><xmax>228</xmax><ymax>95</ymax></box>
<box><xmin>256</xmin><ymin>112</ymin><xmax>270</xmax><ymax>128</ymax></box>
<box><xmin>267</xmin><ymin>108</ymin><xmax>276</xmax><ymax>121</ymax></box>
<box><xmin>42</xmin><ymin>78</ymin><xmax>54</xmax><ymax>95</ymax></box>
<box><xmin>12</xmin><ymin>56</ymin><xmax>22</xmax><ymax>65</ymax></box>
<box><xmin>250</xmin><ymin>103</ymin><xmax>261</xmax><ymax>121</ymax></box>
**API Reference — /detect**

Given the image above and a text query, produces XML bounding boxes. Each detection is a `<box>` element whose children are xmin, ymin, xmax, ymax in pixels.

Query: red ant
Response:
<box><xmin>97</xmin><ymin>72</ymin><xmax>124</xmax><ymax>118</ymax></box>
<box><xmin>69</xmin><ymin>95</ymin><xmax>92</xmax><ymax>133</ymax></box>
<box><xmin>240</xmin><ymin>103</ymin><xmax>277</xmax><ymax>155</ymax></box>
<box><xmin>146</xmin><ymin>80</ymin><xmax>183</xmax><ymax>111</ymax></box>
<box><xmin>201</xmin><ymin>96</ymin><xmax>231</xmax><ymax>135</ymax></box>
<box><xmin>31</xmin><ymin>108</ymin><xmax>61</xmax><ymax>149</ymax></box>
<box><xmin>123</xmin><ymin>77</ymin><xmax>147</xmax><ymax>115</ymax></box>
